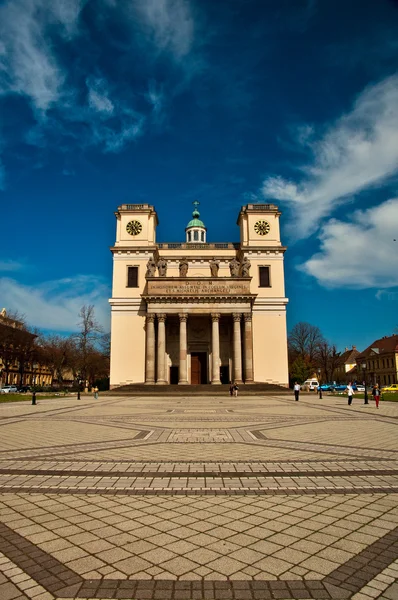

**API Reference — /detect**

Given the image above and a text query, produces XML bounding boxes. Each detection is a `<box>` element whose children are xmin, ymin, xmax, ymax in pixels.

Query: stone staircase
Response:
<box><xmin>107</xmin><ymin>383</ymin><xmax>289</xmax><ymax>396</ymax></box>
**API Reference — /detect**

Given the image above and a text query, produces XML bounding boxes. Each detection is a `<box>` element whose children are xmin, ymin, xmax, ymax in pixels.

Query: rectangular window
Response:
<box><xmin>259</xmin><ymin>266</ymin><xmax>271</xmax><ymax>287</ymax></box>
<box><xmin>127</xmin><ymin>266</ymin><xmax>138</xmax><ymax>287</ymax></box>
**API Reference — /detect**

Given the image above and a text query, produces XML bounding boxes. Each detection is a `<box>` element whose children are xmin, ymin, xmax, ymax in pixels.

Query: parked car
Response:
<box><xmin>18</xmin><ymin>385</ymin><xmax>32</xmax><ymax>393</ymax></box>
<box><xmin>381</xmin><ymin>383</ymin><xmax>398</xmax><ymax>392</ymax></box>
<box><xmin>0</xmin><ymin>385</ymin><xmax>18</xmax><ymax>394</ymax></box>
<box><xmin>319</xmin><ymin>383</ymin><xmax>334</xmax><ymax>391</ymax></box>
<box><xmin>331</xmin><ymin>384</ymin><xmax>347</xmax><ymax>392</ymax></box>
<box><xmin>301</xmin><ymin>379</ymin><xmax>319</xmax><ymax>391</ymax></box>
<box><xmin>354</xmin><ymin>384</ymin><xmax>365</xmax><ymax>392</ymax></box>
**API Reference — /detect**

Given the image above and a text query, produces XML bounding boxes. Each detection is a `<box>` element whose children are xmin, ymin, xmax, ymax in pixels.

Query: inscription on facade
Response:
<box><xmin>147</xmin><ymin>278</ymin><xmax>251</xmax><ymax>296</ymax></box>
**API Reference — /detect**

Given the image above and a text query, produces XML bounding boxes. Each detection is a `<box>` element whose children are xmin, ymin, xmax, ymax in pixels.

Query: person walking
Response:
<box><xmin>233</xmin><ymin>382</ymin><xmax>239</xmax><ymax>397</ymax></box>
<box><xmin>294</xmin><ymin>381</ymin><xmax>300</xmax><ymax>401</ymax></box>
<box><xmin>372</xmin><ymin>383</ymin><xmax>381</xmax><ymax>409</ymax></box>
<box><xmin>94</xmin><ymin>386</ymin><xmax>99</xmax><ymax>399</ymax></box>
<box><xmin>229</xmin><ymin>382</ymin><xmax>234</xmax><ymax>397</ymax></box>
<box><xmin>346</xmin><ymin>382</ymin><xmax>354</xmax><ymax>406</ymax></box>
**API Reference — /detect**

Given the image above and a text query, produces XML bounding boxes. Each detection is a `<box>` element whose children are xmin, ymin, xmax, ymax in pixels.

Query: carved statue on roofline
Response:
<box><xmin>157</xmin><ymin>258</ymin><xmax>167</xmax><ymax>277</ymax></box>
<box><xmin>145</xmin><ymin>256</ymin><xmax>156</xmax><ymax>278</ymax></box>
<box><xmin>240</xmin><ymin>256</ymin><xmax>251</xmax><ymax>277</ymax></box>
<box><xmin>209</xmin><ymin>258</ymin><xmax>220</xmax><ymax>277</ymax></box>
<box><xmin>229</xmin><ymin>257</ymin><xmax>240</xmax><ymax>277</ymax></box>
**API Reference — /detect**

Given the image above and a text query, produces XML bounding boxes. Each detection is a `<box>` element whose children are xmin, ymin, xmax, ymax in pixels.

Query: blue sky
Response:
<box><xmin>1</xmin><ymin>0</ymin><xmax>397</xmax><ymax>351</ymax></box>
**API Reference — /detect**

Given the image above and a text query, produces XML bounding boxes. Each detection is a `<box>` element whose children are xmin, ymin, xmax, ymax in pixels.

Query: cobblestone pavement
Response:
<box><xmin>0</xmin><ymin>393</ymin><xmax>397</xmax><ymax>599</ymax></box>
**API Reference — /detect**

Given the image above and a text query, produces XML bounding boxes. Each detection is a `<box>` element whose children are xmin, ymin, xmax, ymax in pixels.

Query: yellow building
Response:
<box><xmin>109</xmin><ymin>202</ymin><xmax>289</xmax><ymax>388</ymax></box>
<box><xmin>334</xmin><ymin>346</ymin><xmax>360</xmax><ymax>383</ymax></box>
<box><xmin>356</xmin><ymin>335</ymin><xmax>398</xmax><ymax>387</ymax></box>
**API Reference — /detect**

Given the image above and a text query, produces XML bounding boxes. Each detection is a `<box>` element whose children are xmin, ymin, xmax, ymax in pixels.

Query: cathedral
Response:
<box><xmin>109</xmin><ymin>202</ymin><xmax>289</xmax><ymax>388</ymax></box>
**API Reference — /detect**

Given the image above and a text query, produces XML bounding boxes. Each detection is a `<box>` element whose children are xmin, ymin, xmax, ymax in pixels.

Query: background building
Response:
<box><xmin>109</xmin><ymin>202</ymin><xmax>289</xmax><ymax>388</ymax></box>
<box><xmin>334</xmin><ymin>346</ymin><xmax>360</xmax><ymax>383</ymax></box>
<box><xmin>356</xmin><ymin>335</ymin><xmax>398</xmax><ymax>387</ymax></box>
<box><xmin>0</xmin><ymin>309</ymin><xmax>52</xmax><ymax>388</ymax></box>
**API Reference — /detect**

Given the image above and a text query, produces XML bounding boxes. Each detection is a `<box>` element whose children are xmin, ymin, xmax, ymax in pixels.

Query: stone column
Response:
<box><xmin>211</xmin><ymin>313</ymin><xmax>221</xmax><ymax>385</ymax></box>
<box><xmin>178</xmin><ymin>314</ymin><xmax>189</xmax><ymax>385</ymax></box>
<box><xmin>243</xmin><ymin>313</ymin><xmax>254</xmax><ymax>383</ymax></box>
<box><xmin>232</xmin><ymin>313</ymin><xmax>243</xmax><ymax>384</ymax></box>
<box><xmin>156</xmin><ymin>313</ymin><xmax>167</xmax><ymax>385</ymax></box>
<box><xmin>145</xmin><ymin>314</ymin><xmax>156</xmax><ymax>384</ymax></box>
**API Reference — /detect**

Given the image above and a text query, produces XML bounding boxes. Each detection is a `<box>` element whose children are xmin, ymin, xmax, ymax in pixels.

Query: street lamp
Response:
<box><xmin>77</xmin><ymin>377</ymin><xmax>82</xmax><ymax>400</ymax></box>
<box><xmin>32</xmin><ymin>361</ymin><xmax>38</xmax><ymax>405</ymax></box>
<box><xmin>317</xmin><ymin>368</ymin><xmax>322</xmax><ymax>399</ymax></box>
<box><xmin>362</xmin><ymin>362</ymin><xmax>368</xmax><ymax>405</ymax></box>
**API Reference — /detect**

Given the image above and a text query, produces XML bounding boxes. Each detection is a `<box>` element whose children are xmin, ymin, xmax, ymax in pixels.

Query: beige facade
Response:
<box><xmin>356</xmin><ymin>335</ymin><xmax>398</xmax><ymax>387</ymax></box>
<box><xmin>109</xmin><ymin>203</ymin><xmax>289</xmax><ymax>388</ymax></box>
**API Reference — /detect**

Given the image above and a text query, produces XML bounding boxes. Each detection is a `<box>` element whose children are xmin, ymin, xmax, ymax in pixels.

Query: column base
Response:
<box><xmin>245</xmin><ymin>379</ymin><xmax>254</xmax><ymax>384</ymax></box>
<box><xmin>156</xmin><ymin>380</ymin><xmax>167</xmax><ymax>385</ymax></box>
<box><xmin>145</xmin><ymin>380</ymin><xmax>155</xmax><ymax>385</ymax></box>
<box><xmin>178</xmin><ymin>381</ymin><xmax>189</xmax><ymax>385</ymax></box>
<box><xmin>211</xmin><ymin>380</ymin><xmax>222</xmax><ymax>385</ymax></box>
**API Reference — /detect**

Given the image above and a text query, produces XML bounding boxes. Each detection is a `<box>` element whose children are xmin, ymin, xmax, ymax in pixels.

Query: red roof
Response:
<box><xmin>359</xmin><ymin>334</ymin><xmax>398</xmax><ymax>358</ymax></box>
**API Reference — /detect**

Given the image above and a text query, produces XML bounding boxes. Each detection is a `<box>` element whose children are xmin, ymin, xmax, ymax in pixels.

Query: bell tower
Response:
<box><xmin>114</xmin><ymin>204</ymin><xmax>158</xmax><ymax>247</ymax></box>
<box><xmin>237</xmin><ymin>203</ymin><xmax>282</xmax><ymax>247</ymax></box>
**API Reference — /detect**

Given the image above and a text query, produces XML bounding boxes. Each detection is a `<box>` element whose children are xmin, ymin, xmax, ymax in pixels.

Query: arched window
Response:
<box><xmin>188</xmin><ymin>231</ymin><xmax>191</xmax><ymax>242</ymax></box>
<box><xmin>194</xmin><ymin>231</ymin><xmax>199</xmax><ymax>241</ymax></box>
<box><xmin>201</xmin><ymin>232</ymin><xmax>204</xmax><ymax>241</ymax></box>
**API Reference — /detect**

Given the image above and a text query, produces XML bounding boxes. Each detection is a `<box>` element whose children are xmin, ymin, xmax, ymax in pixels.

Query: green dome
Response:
<box><xmin>186</xmin><ymin>200</ymin><xmax>206</xmax><ymax>230</ymax></box>
<box><xmin>186</xmin><ymin>217</ymin><xmax>205</xmax><ymax>228</ymax></box>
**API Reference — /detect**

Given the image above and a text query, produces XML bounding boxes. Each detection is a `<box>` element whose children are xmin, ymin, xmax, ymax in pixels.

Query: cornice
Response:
<box><xmin>239</xmin><ymin>246</ymin><xmax>287</xmax><ymax>254</ymax></box>
<box><xmin>143</xmin><ymin>295</ymin><xmax>256</xmax><ymax>304</ymax></box>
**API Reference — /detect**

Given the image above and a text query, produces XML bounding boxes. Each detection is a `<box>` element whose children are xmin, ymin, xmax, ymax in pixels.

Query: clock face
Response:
<box><xmin>254</xmin><ymin>220</ymin><xmax>270</xmax><ymax>236</ymax></box>
<box><xmin>126</xmin><ymin>220</ymin><xmax>142</xmax><ymax>236</ymax></box>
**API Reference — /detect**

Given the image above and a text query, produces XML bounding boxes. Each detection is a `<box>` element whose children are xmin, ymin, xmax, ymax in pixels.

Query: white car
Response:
<box><xmin>0</xmin><ymin>385</ymin><xmax>18</xmax><ymax>394</ymax></box>
<box><xmin>301</xmin><ymin>379</ymin><xmax>319</xmax><ymax>391</ymax></box>
<box><xmin>355</xmin><ymin>384</ymin><xmax>365</xmax><ymax>392</ymax></box>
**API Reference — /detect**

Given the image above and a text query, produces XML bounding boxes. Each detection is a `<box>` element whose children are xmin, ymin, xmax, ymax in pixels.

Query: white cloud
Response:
<box><xmin>0</xmin><ymin>259</ymin><xmax>25</xmax><ymax>272</ymax></box>
<box><xmin>0</xmin><ymin>275</ymin><xmax>110</xmax><ymax>332</ymax></box>
<box><xmin>376</xmin><ymin>290</ymin><xmax>398</xmax><ymax>301</ymax></box>
<box><xmin>81</xmin><ymin>76</ymin><xmax>145</xmax><ymax>151</ymax></box>
<box><xmin>262</xmin><ymin>75</ymin><xmax>398</xmax><ymax>238</ymax></box>
<box><xmin>134</xmin><ymin>0</ymin><xmax>195</xmax><ymax>60</ymax></box>
<box><xmin>0</xmin><ymin>0</ymin><xmax>86</xmax><ymax>112</ymax></box>
<box><xmin>300</xmin><ymin>198</ymin><xmax>398</xmax><ymax>289</ymax></box>
<box><xmin>87</xmin><ymin>77</ymin><xmax>115</xmax><ymax>115</ymax></box>
<box><xmin>0</xmin><ymin>0</ymin><xmax>146</xmax><ymax>157</ymax></box>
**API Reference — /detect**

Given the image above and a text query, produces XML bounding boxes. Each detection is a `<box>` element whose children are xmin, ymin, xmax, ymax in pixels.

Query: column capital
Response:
<box><xmin>146</xmin><ymin>314</ymin><xmax>155</xmax><ymax>323</ymax></box>
<box><xmin>178</xmin><ymin>313</ymin><xmax>188</xmax><ymax>322</ymax></box>
<box><xmin>211</xmin><ymin>313</ymin><xmax>221</xmax><ymax>322</ymax></box>
<box><xmin>243</xmin><ymin>313</ymin><xmax>252</xmax><ymax>323</ymax></box>
<box><xmin>232</xmin><ymin>313</ymin><xmax>242</xmax><ymax>322</ymax></box>
<box><xmin>157</xmin><ymin>313</ymin><xmax>167</xmax><ymax>322</ymax></box>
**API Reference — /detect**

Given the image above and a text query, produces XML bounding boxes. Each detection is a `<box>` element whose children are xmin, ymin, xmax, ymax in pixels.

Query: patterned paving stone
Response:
<box><xmin>0</xmin><ymin>393</ymin><xmax>398</xmax><ymax>598</ymax></box>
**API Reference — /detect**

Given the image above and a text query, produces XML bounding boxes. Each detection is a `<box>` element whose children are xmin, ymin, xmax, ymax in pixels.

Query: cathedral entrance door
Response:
<box><xmin>191</xmin><ymin>352</ymin><xmax>207</xmax><ymax>384</ymax></box>
<box><xmin>220</xmin><ymin>365</ymin><xmax>230</xmax><ymax>384</ymax></box>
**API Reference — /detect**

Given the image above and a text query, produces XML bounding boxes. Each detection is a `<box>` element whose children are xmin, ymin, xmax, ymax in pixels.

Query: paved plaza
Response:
<box><xmin>0</xmin><ymin>393</ymin><xmax>397</xmax><ymax>600</ymax></box>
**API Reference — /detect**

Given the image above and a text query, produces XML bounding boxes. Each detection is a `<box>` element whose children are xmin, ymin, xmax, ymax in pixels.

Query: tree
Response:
<box><xmin>39</xmin><ymin>335</ymin><xmax>74</xmax><ymax>385</ymax></box>
<box><xmin>72</xmin><ymin>305</ymin><xmax>105</xmax><ymax>388</ymax></box>
<box><xmin>317</xmin><ymin>342</ymin><xmax>341</xmax><ymax>383</ymax></box>
<box><xmin>288</xmin><ymin>322</ymin><xmax>325</xmax><ymax>365</ymax></box>
<box><xmin>290</xmin><ymin>355</ymin><xmax>313</xmax><ymax>384</ymax></box>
